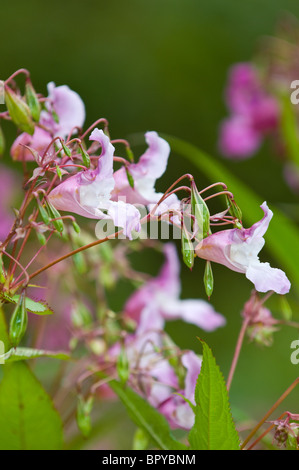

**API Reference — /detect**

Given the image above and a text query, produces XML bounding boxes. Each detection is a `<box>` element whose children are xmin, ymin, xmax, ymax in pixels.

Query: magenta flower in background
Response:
<box><xmin>219</xmin><ymin>63</ymin><xmax>279</xmax><ymax>159</ymax></box>
<box><xmin>11</xmin><ymin>82</ymin><xmax>85</xmax><ymax>161</ymax></box>
<box><xmin>48</xmin><ymin>128</ymin><xmax>141</xmax><ymax>239</ymax></box>
<box><xmin>195</xmin><ymin>202</ymin><xmax>291</xmax><ymax>294</ymax></box>
<box><xmin>125</xmin><ymin>243</ymin><xmax>226</xmax><ymax>331</ymax></box>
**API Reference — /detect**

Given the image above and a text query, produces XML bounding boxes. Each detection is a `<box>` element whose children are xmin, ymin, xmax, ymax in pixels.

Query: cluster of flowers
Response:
<box><xmin>0</xmin><ymin>70</ymin><xmax>291</xmax><ymax>431</ymax></box>
<box><xmin>218</xmin><ymin>19</ymin><xmax>299</xmax><ymax>194</ymax></box>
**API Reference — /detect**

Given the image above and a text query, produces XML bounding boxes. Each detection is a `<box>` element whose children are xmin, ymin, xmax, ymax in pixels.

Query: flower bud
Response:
<box><xmin>9</xmin><ymin>291</ymin><xmax>28</xmax><ymax>347</ymax></box>
<box><xmin>25</xmin><ymin>80</ymin><xmax>41</xmax><ymax>122</ymax></box>
<box><xmin>5</xmin><ymin>85</ymin><xmax>35</xmax><ymax>135</ymax></box>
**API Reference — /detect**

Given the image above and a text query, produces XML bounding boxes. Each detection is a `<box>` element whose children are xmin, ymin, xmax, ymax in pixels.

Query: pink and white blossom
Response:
<box><xmin>125</xmin><ymin>243</ymin><xmax>226</xmax><ymax>332</ymax></box>
<box><xmin>11</xmin><ymin>82</ymin><xmax>85</xmax><ymax>161</ymax></box>
<box><xmin>48</xmin><ymin>129</ymin><xmax>141</xmax><ymax>239</ymax></box>
<box><xmin>195</xmin><ymin>202</ymin><xmax>291</xmax><ymax>294</ymax></box>
<box><xmin>113</xmin><ymin>132</ymin><xmax>180</xmax><ymax>213</ymax></box>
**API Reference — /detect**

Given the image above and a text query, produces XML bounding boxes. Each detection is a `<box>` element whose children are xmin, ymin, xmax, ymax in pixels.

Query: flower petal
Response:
<box><xmin>246</xmin><ymin>262</ymin><xmax>291</xmax><ymax>294</ymax></box>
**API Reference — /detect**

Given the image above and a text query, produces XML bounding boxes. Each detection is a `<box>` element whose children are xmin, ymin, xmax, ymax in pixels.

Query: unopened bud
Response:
<box><xmin>5</xmin><ymin>85</ymin><xmax>35</xmax><ymax>135</ymax></box>
<box><xmin>25</xmin><ymin>80</ymin><xmax>41</xmax><ymax>122</ymax></box>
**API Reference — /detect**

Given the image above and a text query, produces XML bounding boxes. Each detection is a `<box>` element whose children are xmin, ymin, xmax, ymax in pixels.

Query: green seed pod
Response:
<box><xmin>25</xmin><ymin>80</ymin><xmax>41</xmax><ymax>122</ymax></box>
<box><xmin>79</xmin><ymin>146</ymin><xmax>90</xmax><ymax>168</ymax></box>
<box><xmin>37</xmin><ymin>200</ymin><xmax>51</xmax><ymax>225</ymax></box>
<box><xmin>61</xmin><ymin>141</ymin><xmax>72</xmax><ymax>158</ymax></box>
<box><xmin>191</xmin><ymin>182</ymin><xmax>210</xmax><ymax>239</ymax></box>
<box><xmin>126</xmin><ymin>146</ymin><xmax>135</xmax><ymax>163</ymax></box>
<box><xmin>181</xmin><ymin>223</ymin><xmax>194</xmax><ymax>270</ymax></box>
<box><xmin>204</xmin><ymin>261</ymin><xmax>214</xmax><ymax>299</ymax></box>
<box><xmin>5</xmin><ymin>85</ymin><xmax>35</xmax><ymax>135</ymax></box>
<box><xmin>36</xmin><ymin>231</ymin><xmax>47</xmax><ymax>246</ymax></box>
<box><xmin>125</xmin><ymin>167</ymin><xmax>135</xmax><ymax>189</ymax></box>
<box><xmin>9</xmin><ymin>291</ymin><xmax>28</xmax><ymax>347</ymax></box>
<box><xmin>46</xmin><ymin>201</ymin><xmax>64</xmax><ymax>233</ymax></box>
<box><xmin>72</xmin><ymin>220</ymin><xmax>81</xmax><ymax>234</ymax></box>
<box><xmin>225</xmin><ymin>194</ymin><xmax>243</xmax><ymax>224</ymax></box>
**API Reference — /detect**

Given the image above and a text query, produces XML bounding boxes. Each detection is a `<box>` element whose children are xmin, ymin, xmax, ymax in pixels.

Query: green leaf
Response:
<box><xmin>2</xmin><ymin>294</ymin><xmax>53</xmax><ymax>316</ymax></box>
<box><xmin>109</xmin><ymin>380</ymin><xmax>187</xmax><ymax>450</ymax></box>
<box><xmin>189</xmin><ymin>341</ymin><xmax>240</xmax><ymax>450</ymax></box>
<box><xmin>1</xmin><ymin>347</ymin><xmax>71</xmax><ymax>363</ymax></box>
<box><xmin>166</xmin><ymin>135</ymin><xmax>299</xmax><ymax>292</ymax></box>
<box><xmin>0</xmin><ymin>362</ymin><xmax>63</xmax><ymax>449</ymax></box>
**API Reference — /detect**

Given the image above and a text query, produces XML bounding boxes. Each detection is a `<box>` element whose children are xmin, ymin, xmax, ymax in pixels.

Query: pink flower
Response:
<box><xmin>219</xmin><ymin>116</ymin><xmax>261</xmax><ymax>159</ymax></box>
<box><xmin>48</xmin><ymin>129</ymin><xmax>141</xmax><ymax>239</ymax></box>
<box><xmin>125</xmin><ymin>243</ymin><xmax>226</xmax><ymax>332</ymax></box>
<box><xmin>109</xmin><ymin>325</ymin><xmax>201</xmax><ymax>429</ymax></box>
<box><xmin>219</xmin><ymin>63</ymin><xmax>279</xmax><ymax>159</ymax></box>
<box><xmin>113</xmin><ymin>132</ymin><xmax>180</xmax><ymax>211</ymax></box>
<box><xmin>195</xmin><ymin>202</ymin><xmax>291</xmax><ymax>294</ymax></box>
<box><xmin>11</xmin><ymin>82</ymin><xmax>85</xmax><ymax>161</ymax></box>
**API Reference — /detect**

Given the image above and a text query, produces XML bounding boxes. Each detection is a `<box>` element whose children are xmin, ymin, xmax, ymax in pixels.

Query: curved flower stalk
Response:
<box><xmin>11</xmin><ymin>82</ymin><xmax>85</xmax><ymax>161</ymax></box>
<box><xmin>48</xmin><ymin>128</ymin><xmax>141</xmax><ymax>239</ymax></box>
<box><xmin>113</xmin><ymin>131</ymin><xmax>180</xmax><ymax>213</ymax></box>
<box><xmin>195</xmin><ymin>202</ymin><xmax>291</xmax><ymax>294</ymax></box>
<box><xmin>219</xmin><ymin>63</ymin><xmax>279</xmax><ymax>159</ymax></box>
<box><xmin>125</xmin><ymin>243</ymin><xmax>226</xmax><ymax>331</ymax></box>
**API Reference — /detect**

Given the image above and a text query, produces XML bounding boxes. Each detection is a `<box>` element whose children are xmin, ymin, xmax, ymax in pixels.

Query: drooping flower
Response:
<box><xmin>48</xmin><ymin>128</ymin><xmax>141</xmax><ymax>239</ymax></box>
<box><xmin>125</xmin><ymin>243</ymin><xmax>226</xmax><ymax>332</ymax></box>
<box><xmin>113</xmin><ymin>132</ymin><xmax>180</xmax><ymax>213</ymax></box>
<box><xmin>195</xmin><ymin>202</ymin><xmax>291</xmax><ymax>294</ymax></box>
<box><xmin>109</xmin><ymin>322</ymin><xmax>202</xmax><ymax>429</ymax></box>
<box><xmin>219</xmin><ymin>63</ymin><xmax>279</xmax><ymax>159</ymax></box>
<box><xmin>11</xmin><ymin>82</ymin><xmax>85</xmax><ymax>161</ymax></box>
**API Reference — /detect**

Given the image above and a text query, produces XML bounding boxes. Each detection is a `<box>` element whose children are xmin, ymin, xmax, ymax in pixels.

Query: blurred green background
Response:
<box><xmin>1</xmin><ymin>0</ymin><xmax>299</xmax><ymax>448</ymax></box>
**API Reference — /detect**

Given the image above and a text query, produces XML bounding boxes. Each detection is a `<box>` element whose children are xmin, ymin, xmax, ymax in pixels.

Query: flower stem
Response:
<box><xmin>226</xmin><ymin>318</ymin><xmax>250</xmax><ymax>392</ymax></box>
<box><xmin>241</xmin><ymin>377</ymin><xmax>299</xmax><ymax>449</ymax></box>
